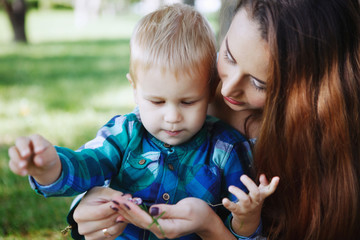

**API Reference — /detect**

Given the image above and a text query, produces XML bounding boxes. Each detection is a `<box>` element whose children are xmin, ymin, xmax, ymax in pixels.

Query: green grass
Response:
<box><xmin>0</xmin><ymin>8</ymin><xmax>219</xmax><ymax>239</ymax></box>
<box><xmin>0</xmin><ymin>9</ymin><xmax>138</xmax><ymax>240</ymax></box>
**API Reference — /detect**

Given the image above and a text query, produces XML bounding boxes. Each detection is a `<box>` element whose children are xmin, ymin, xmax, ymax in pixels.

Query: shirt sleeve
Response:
<box><xmin>225</xmin><ymin>216</ymin><xmax>264</xmax><ymax>240</ymax></box>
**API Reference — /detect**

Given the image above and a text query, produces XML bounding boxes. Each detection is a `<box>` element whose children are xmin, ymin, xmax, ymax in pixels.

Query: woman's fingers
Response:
<box><xmin>73</xmin><ymin>187</ymin><xmax>130</xmax><ymax>239</ymax></box>
<box><xmin>82</xmin><ymin>221</ymin><xmax>127</xmax><ymax>240</ymax></box>
<box><xmin>77</xmin><ymin>212</ymin><xmax>118</xmax><ymax>236</ymax></box>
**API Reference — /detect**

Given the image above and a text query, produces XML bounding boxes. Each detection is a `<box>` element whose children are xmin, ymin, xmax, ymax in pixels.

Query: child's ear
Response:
<box><xmin>127</xmin><ymin>73</ymin><xmax>135</xmax><ymax>88</ymax></box>
<box><xmin>127</xmin><ymin>73</ymin><xmax>138</xmax><ymax>104</ymax></box>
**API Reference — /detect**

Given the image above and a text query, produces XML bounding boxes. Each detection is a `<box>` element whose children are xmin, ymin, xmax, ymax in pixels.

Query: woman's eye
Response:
<box><xmin>223</xmin><ymin>49</ymin><xmax>236</xmax><ymax>64</ymax></box>
<box><xmin>250</xmin><ymin>77</ymin><xmax>266</xmax><ymax>92</ymax></box>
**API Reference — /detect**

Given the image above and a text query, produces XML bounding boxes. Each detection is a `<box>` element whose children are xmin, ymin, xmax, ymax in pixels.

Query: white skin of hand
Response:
<box><xmin>73</xmin><ymin>187</ymin><xmax>131</xmax><ymax>240</ymax></box>
<box><xmin>222</xmin><ymin>174</ymin><xmax>280</xmax><ymax>236</ymax></box>
<box><xmin>109</xmin><ymin>197</ymin><xmax>237</xmax><ymax>240</ymax></box>
<box><xmin>8</xmin><ymin>134</ymin><xmax>61</xmax><ymax>185</ymax></box>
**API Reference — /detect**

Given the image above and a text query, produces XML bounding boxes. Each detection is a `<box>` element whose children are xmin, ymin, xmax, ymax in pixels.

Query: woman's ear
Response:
<box><xmin>127</xmin><ymin>73</ymin><xmax>138</xmax><ymax>104</ymax></box>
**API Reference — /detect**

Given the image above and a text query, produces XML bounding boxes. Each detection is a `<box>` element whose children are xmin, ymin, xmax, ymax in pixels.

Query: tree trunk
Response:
<box><xmin>183</xmin><ymin>0</ymin><xmax>195</xmax><ymax>6</ymax></box>
<box><xmin>218</xmin><ymin>0</ymin><xmax>237</xmax><ymax>45</ymax></box>
<box><xmin>1</xmin><ymin>0</ymin><xmax>27</xmax><ymax>43</ymax></box>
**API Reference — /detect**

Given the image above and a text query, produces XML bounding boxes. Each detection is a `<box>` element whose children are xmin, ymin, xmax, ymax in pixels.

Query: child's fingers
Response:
<box><xmin>8</xmin><ymin>146</ymin><xmax>28</xmax><ymax>176</ymax></box>
<box><xmin>228</xmin><ymin>184</ymin><xmax>251</xmax><ymax>202</ymax></box>
<box><xmin>239</xmin><ymin>175</ymin><xmax>261</xmax><ymax>203</ymax></box>
<box><xmin>258</xmin><ymin>174</ymin><xmax>269</xmax><ymax>186</ymax></box>
<box><xmin>29</xmin><ymin>134</ymin><xmax>49</xmax><ymax>154</ymax></box>
<box><xmin>11</xmin><ymin>135</ymin><xmax>49</xmax><ymax>169</ymax></box>
<box><xmin>265</xmin><ymin>176</ymin><xmax>280</xmax><ymax>195</ymax></box>
<box><xmin>222</xmin><ymin>197</ymin><xmax>238</xmax><ymax>212</ymax></box>
<box><xmin>29</xmin><ymin>134</ymin><xmax>57</xmax><ymax>168</ymax></box>
<box><xmin>259</xmin><ymin>176</ymin><xmax>280</xmax><ymax>197</ymax></box>
<box><xmin>14</xmin><ymin>136</ymin><xmax>33</xmax><ymax>158</ymax></box>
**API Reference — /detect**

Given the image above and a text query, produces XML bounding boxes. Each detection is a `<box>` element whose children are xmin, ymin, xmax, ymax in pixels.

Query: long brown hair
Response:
<box><xmin>237</xmin><ymin>0</ymin><xmax>360</xmax><ymax>239</ymax></box>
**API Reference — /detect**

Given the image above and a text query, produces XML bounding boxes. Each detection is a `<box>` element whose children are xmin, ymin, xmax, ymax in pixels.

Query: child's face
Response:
<box><xmin>130</xmin><ymin>67</ymin><xmax>210</xmax><ymax>146</ymax></box>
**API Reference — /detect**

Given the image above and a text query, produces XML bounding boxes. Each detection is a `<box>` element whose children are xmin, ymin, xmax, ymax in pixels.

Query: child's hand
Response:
<box><xmin>8</xmin><ymin>134</ymin><xmax>61</xmax><ymax>185</ymax></box>
<box><xmin>222</xmin><ymin>174</ymin><xmax>280</xmax><ymax>236</ymax></box>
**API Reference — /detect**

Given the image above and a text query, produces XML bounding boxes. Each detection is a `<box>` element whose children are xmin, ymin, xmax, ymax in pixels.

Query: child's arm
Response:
<box><xmin>8</xmin><ymin>134</ymin><xmax>61</xmax><ymax>185</ymax></box>
<box><xmin>223</xmin><ymin>174</ymin><xmax>279</xmax><ymax>237</ymax></box>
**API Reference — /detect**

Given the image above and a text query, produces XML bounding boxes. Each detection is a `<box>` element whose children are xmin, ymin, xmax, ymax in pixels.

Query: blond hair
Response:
<box><xmin>129</xmin><ymin>3</ymin><xmax>218</xmax><ymax>93</ymax></box>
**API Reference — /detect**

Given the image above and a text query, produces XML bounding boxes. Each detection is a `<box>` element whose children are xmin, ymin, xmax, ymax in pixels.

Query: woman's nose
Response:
<box><xmin>221</xmin><ymin>72</ymin><xmax>244</xmax><ymax>96</ymax></box>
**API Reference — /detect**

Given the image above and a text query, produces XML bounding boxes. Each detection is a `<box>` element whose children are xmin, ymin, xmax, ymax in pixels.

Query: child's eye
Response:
<box><xmin>151</xmin><ymin>100</ymin><xmax>165</xmax><ymax>105</ymax></box>
<box><xmin>181</xmin><ymin>100</ymin><xmax>196</xmax><ymax>105</ymax></box>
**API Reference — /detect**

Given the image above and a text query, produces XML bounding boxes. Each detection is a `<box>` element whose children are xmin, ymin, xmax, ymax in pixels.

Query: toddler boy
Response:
<box><xmin>9</xmin><ymin>4</ymin><xmax>252</xmax><ymax>239</ymax></box>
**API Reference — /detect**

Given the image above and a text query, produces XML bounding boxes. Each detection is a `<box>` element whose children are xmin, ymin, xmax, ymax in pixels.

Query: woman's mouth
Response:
<box><xmin>224</xmin><ymin>96</ymin><xmax>245</xmax><ymax>105</ymax></box>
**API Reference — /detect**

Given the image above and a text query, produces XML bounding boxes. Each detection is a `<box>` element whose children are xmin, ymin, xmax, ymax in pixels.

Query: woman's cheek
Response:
<box><xmin>249</xmin><ymin>93</ymin><xmax>266</xmax><ymax>108</ymax></box>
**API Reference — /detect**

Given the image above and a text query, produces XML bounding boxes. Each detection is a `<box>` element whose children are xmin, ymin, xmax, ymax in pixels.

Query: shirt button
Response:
<box><xmin>162</xmin><ymin>193</ymin><xmax>170</xmax><ymax>201</ymax></box>
<box><xmin>138</xmin><ymin>159</ymin><xmax>146</xmax><ymax>165</ymax></box>
<box><xmin>163</xmin><ymin>143</ymin><xmax>171</xmax><ymax>148</ymax></box>
<box><xmin>168</xmin><ymin>164</ymin><xmax>174</xmax><ymax>171</ymax></box>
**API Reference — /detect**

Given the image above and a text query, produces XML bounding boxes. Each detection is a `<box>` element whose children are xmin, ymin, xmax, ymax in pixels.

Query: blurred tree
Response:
<box><xmin>183</xmin><ymin>0</ymin><xmax>194</xmax><ymax>6</ymax></box>
<box><xmin>1</xmin><ymin>0</ymin><xmax>28</xmax><ymax>43</ymax></box>
<box><xmin>74</xmin><ymin>0</ymin><xmax>102</xmax><ymax>27</ymax></box>
<box><xmin>218</xmin><ymin>0</ymin><xmax>236</xmax><ymax>45</ymax></box>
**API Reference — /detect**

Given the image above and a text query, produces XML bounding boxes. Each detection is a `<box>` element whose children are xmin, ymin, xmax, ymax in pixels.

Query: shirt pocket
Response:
<box><xmin>183</xmin><ymin>164</ymin><xmax>221</xmax><ymax>204</ymax></box>
<box><xmin>119</xmin><ymin>151</ymin><xmax>161</xmax><ymax>192</ymax></box>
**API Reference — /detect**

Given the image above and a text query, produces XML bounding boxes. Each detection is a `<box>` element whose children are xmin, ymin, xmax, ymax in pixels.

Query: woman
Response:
<box><xmin>69</xmin><ymin>0</ymin><xmax>360</xmax><ymax>239</ymax></box>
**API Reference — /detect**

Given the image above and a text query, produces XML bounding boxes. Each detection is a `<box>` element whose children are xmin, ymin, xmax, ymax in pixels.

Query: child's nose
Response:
<box><xmin>164</xmin><ymin>107</ymin><xmax>182</xmax><ymax>123</ymax></box>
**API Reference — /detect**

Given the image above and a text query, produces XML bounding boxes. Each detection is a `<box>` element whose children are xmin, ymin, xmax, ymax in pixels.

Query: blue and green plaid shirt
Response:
<box><xmin>30</xmin><ymin>108</ymin><xmax>253</xmax><ymax>240</ymax></box>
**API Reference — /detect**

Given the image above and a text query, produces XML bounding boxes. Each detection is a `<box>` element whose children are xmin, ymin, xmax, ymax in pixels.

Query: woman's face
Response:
<box><xmin>217</xmin><ymin>8</ymin><xmax>270</xmax><ymax>112</ymax></box>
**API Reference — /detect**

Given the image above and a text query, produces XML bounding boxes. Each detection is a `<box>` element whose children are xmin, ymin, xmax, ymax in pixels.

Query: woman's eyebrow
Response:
<box><xmin>225</xmin><ymin>37</ymin><xmax>236</xmax><ymax>62</ymax></box>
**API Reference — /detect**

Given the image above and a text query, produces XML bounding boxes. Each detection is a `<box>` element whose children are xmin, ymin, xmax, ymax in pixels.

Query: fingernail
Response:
<box><xmin>35</xmin><ymin>147</ymin><xmax>45</xmax><ymax>154</ymax></box>
<box><xmin>150</xmin><ymin>207</ymin><xmax>159</xmax><ymax>216</ymax></box>
<box><xmin>21</xmin><ymin>150</ymin><xmax>29</xmax><ymax>158</ymax></box>
<box><xmin>110</xmin><ymin>205</ymin><xmax>119</xmax><ymax>211</ymax></box>
<box><xmin>36</xmin><ymin>157</ymin><xmax>43</xmax><ymax>165</ymax></box>
<box><xmin>19</xmin><ymin>161</ymin><xmax>27</xmax><ymax>168</ymax></box>
<box><xmin>112</xmin><ymin>200</ymin><xmax>120</xmax><ymax>205</ymax></box>
<box><xmin>128</xmin><ymin>197</ymin><xmax>142</xmax><ymax>205</ymax></box>
<box><xmin>123</xmin><ymin>203</ymin><xmax>131</xmax><ymax>210</ymax></box>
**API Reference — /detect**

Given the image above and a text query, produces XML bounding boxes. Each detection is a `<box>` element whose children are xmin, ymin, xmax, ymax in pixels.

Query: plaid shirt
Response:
<box><xmin>31</xmin><ymin>108</ymin><xmax>253</xmax><ymax>240</ymax></box>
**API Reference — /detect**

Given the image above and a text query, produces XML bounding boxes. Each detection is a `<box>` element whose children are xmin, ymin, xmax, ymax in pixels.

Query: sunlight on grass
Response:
<box><xmin>0</xmin><ymin>9</ymin><xmax>138</xmax><ymax>239</ymax></box>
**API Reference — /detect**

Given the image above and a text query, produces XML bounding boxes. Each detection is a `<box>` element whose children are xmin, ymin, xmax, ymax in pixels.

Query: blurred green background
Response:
<box><xmin>0</xmin><ymin>0</ymin><xmax>221</xmax><ymax>239</ymax></box>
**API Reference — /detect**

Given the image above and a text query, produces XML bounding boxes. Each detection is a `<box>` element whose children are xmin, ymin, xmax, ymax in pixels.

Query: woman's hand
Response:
<box><xmin>110</xmin><ymin>196</ymin><xmax>237</xmax><ymax>240</ymax></box>
<box><xmin>223</xmin><ymin>174</ymin><xmax>279</xmax><ymax>236</ymax></box>
<box><xmin>73</xmin><ymin>187</ymin><xmax>130</xmax><ymax>240</ymax></box>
